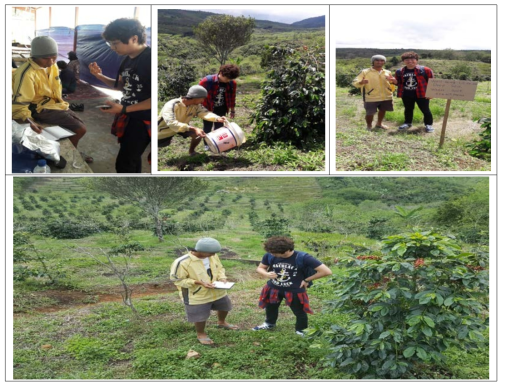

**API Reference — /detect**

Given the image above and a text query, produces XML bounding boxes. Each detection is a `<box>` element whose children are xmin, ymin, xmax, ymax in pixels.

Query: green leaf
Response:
<box><xmin>444</xmin><ymin>296</ymin><xmax>454</xmax><ymax>306</ymax></box>
<box><xmin>403</xmin><ymin>347</ymin><xmax>416</xmax><ymax>358</ymax></box>
<box><xmin>416</xmin><ymin>347</ymin><xmax>428</xmax><ymax>360</ymax></box>
<box><xmin>422</xmin><ymin>326</ymin><xmax>433</xmax><ymax>337</ymax></box>
<box><xmin>423</xmin><ymin>316</ymin><xmax>435</xmax><ymax>328</ymax></box>
<box><xmin>379</xmin><ymin>331</ymin><xmax>391</xmax><ymax>339</ymax></box>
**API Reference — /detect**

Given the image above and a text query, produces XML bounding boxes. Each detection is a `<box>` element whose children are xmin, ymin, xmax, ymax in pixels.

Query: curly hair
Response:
<box><xmin>401</xmin><ymin>51</ymin><xmax>419</xmax><ymax>61</ymax></box>
<box><xmin>102</xmin><ymin>18</ymin><xmax>147</xmax><ymax>45</ymax></box>
<box><xmin>263</xmin><ymin>236</ymin><xmax>295</xmax><ymax>254</ymax></box>
<box><xmin>219</xmin><ymin>64</ymin><xmax>240</xmax><ymax>79</ymax></box>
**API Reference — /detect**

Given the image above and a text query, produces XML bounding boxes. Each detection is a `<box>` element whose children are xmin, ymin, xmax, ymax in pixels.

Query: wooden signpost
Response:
<box><xmin>425</xmin><ymin>79</ymin><xmax>478</xmax><ymax>148</ymax></box>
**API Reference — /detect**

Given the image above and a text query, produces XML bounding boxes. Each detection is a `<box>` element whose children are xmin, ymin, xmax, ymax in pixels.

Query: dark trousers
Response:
<box><xmin>115</xmin><ymin>117</ymin><xmax>151</xmax><ymax>173</ymax></box>
<box><xmin>265</xmin><ymin>290</ymin><xmax>308</xmax><ymax>332</ymax></box>
<box><xmin>203</xmin><ymin>105</ymin><xmax>227</xmax><ymax>133</ymax></box>
<box><xmin>402</xmin><ymin>96</ymin><xmax>433</xmax><ymax>125</ymax></box>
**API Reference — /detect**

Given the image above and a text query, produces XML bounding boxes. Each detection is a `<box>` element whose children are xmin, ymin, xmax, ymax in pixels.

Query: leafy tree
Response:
<box><xmin>158</xmin><ymin>62</ymin><xmax>197</xmax><ymax>102</ymax></box>
<box><xmin>251</xmin><ymin>45</ymin><xmax>325</xmax><ymax>148</ymax></box>
<box><xmin>310</xmin><ymin>231</ymin><xmax>488</xmax><ymax>379</ymax></box>
<box><xmin>193</xmin><ymin>15</ymin><xmax>255</xmax><ymax>65</ymax></box>
<box><xmin>90</xmin><ymin>178</ymin><xmax>207</xmax><ymax>242</ymax></box>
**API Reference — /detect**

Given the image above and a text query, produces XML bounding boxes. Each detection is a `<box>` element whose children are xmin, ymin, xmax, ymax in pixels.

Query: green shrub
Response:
<box><xmin>466</xmin><ymin>118</ymin><xmax>491</xmax><ymax>161</ymax></box>
<box><xmin>251</xmin><ymin>45</ymin><xmax>325</xmax><ymax>148</ymax></box>
<box><xmin>311</xmin><ymin>230</ymin><xmax>489</xmax><ymax>379</ymax></box>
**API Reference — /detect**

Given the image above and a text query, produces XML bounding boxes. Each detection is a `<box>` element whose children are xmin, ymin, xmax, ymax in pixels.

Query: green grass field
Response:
<box><xmin>336</xmin><ymin>82</ymin><xmax>492</xmax><ymax>171</ymax></box>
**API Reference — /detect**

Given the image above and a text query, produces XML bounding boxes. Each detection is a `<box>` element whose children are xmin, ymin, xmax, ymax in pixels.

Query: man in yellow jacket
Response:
<box><xmin>170</xmin><ymin>237</ymin><xmax>238</xmax><ymax>345</ymax></box>
<box><xmin>158</xmin><ymin>85</ymin><xmax>226</xmax><ymax>156</ymax></box>
<box><xmin>12</xmin><ymin>36</ymin><xmax>90</xmax><ymax>160</ymax></box>
<box><xmin>352</xmin><ymin>55</ymin><xmax>397</xmax><ymax>131</ymax></box>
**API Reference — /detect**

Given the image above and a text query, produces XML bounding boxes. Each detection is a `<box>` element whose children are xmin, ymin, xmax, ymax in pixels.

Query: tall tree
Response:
<box><xmin>90</xmin><ymin>177</ymin><xmax>207</xmax><ymax>242</ymax></box>
<box><xmin>193</xmin><ymin>15</ymin><xmax>255</xmax><ymax>65</ymax></box>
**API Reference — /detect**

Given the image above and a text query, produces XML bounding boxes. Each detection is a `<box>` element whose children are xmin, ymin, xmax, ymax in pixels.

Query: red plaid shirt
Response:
<box><xmin>258</xmin><ymin>284</ymin><xmax>313</xmax><ymax>314</ymax></box>
<box><xmin>199</xmin><ymin>74</ymin><xmax>237</xmax><ymax>113</ymax></box>
<box><xmin>395</xmin><ymin>65</ymin><xmax>434</xmax><ymax>98</ymax></box>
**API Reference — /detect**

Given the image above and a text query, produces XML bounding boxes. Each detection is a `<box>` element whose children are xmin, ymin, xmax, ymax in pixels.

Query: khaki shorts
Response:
<box><xmin>364</xmin><ymin>100</ymin><xmax>394</xmax><ymax>116</ymax></box>
<box><xmin>184</xmin><ymin>295</ymin><xmax>233</xmax><ymax>323</ymax></box>
<box><xmin>33</xmin><ymin>109</ymin><xmax>84</xmax><ymax>132</ymax></box>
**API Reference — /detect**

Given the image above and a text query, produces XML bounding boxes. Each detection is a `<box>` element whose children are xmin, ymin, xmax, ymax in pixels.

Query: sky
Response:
<box><xmin>181</xmin><ymin>6</ymin><xmax>326</xmax><ymax>25</ymax></box>
<box><xmin>334</xmin><ymin>5</ymin><xmax>495</xmax><ymax>50</ymax></box>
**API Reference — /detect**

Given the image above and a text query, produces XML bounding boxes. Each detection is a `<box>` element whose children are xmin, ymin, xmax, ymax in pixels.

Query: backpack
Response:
<box><xmin>266</xmin><ymin>250</ymin><xmax>317</xmax><ymax>288</ymax></box>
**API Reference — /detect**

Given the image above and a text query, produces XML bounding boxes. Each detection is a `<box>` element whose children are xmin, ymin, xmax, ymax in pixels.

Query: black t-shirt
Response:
<box><xmin>261</xmin><ymin>251</ymin><xmax>322</xmax><ymax>293</ymax></box>
<box><xmin>402</xmin><ymin>68</ymin><xmax>417</xmax><ymax>98</ymax></box>
<box><xmin>116</xmin><ymin>46</ymin><xmax>151</xmax><ymax>120</ymax></box>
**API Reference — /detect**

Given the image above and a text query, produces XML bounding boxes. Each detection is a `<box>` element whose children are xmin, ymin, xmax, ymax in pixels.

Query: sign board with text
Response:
<box><xmin>426</xmin><ymin>79</ymin><xmax>478</xmax><ymax>101</ymax></box>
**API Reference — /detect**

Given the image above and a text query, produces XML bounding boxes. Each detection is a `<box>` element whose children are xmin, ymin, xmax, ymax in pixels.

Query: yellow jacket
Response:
<box><xmin>158</xmin><ymin>97</ymin><xmax>221</xmax><ymax>140</ymax></box>
<box><xmin>170</xmin><ymin>252</ymin><xmax>228</xmax><ymax>305</ymax></box>
<box><xmin>12</xmin><ymin>58</ymin><xmax>69</xmax><ymax>121</ymax></box>
<box><xmin>352</xmin><ymin>68</ymin><xmax>395</xmax><ymax>102</ymax></box>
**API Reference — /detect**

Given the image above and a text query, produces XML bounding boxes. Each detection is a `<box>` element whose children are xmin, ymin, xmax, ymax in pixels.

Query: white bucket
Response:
<box><xmin>204</xmin><ymin>121</ymin><xmax>246</xmax><ymax>154</ymax></box>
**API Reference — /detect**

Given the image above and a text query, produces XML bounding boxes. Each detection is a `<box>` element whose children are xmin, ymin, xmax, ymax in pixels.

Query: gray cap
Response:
<box><xmin>194</xmin><ymin>238</ymin><xmax>221</xmax><ymax>253</ymax></box>
<box><xmin>186</xmin><ymin>85</ymin><xmax>208</xmax><ymax>99</ymax></box>
<box><xmin>371</xmin><ymin>54</ymin><xmax>387</xmax><ymax>63</ymax></box>
<box><xmin>31</xmin><ymin>36</ymin><xmax>58</xmax><ymax>58</ymax></box>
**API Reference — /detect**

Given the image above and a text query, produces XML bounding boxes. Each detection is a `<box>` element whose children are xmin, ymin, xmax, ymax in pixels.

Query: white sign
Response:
<box><xmin>426</xmin><ymin>79</ymin><xmax>478</xmax><ymax>101</ymax></box>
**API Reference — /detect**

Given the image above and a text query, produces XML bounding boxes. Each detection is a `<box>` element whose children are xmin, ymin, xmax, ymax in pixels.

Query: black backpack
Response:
<box><xmin>266</xmin><ymin>250</ymin><xmax>317</xmax><ymax>288</ymax></box>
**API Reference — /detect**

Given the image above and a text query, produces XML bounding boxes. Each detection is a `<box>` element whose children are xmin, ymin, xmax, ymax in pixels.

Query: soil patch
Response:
<box><xmin>24</xmin><ymin>282</ymin><xmax>177</xmax><ymax>314</ymax></box>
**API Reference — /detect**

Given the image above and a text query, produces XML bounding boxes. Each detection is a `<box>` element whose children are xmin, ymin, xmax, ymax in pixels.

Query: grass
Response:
<box><xmin>335</xmin><ymin>82</ymin><xmax>492</xmax><ymax>171</ymax></box>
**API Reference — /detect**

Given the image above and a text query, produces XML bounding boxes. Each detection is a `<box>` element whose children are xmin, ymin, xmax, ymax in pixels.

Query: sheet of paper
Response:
<box><xmin>42</xmin><ymin>126</ymin><xmax>74</xmax><ymax>141</ymax></box>
<box><xmin>213</xmin><ymin>281</ymin><xmax>235</xmax><ymax>289</ymax></box>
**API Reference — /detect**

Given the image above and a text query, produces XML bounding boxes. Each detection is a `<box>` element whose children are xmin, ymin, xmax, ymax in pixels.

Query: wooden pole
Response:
<box><xmin>48</xmin><ymin>7</ymin><xmax>52</xmax><ymax>28</ymax></box>
<box><xmin>134</xmin><ymin>7</ymin><xmax>140</xmax><ymax>19</ymax></box>
<box><xmin>73</xmin><ymin>7</ymin><xmax>79</xmax><ymax>52</ymax></box>
<box><xmin>439</xmin><ymin>99</ymin><xmax>452</xmax><ymax>148</ymax></box>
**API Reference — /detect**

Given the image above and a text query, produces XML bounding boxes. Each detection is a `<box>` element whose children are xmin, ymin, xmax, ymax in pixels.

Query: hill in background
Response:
<box><xmin>158</xmin><ymin>9</ymin><xmax>324</xmax><ymax>35</ymax></box>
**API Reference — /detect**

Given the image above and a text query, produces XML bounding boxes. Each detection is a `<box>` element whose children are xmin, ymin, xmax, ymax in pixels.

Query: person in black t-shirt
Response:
<box><xmin>57</xmin><ymin>61</ymin><xmax>76</xmax><ymax>93</ymax></box>
<box><xmin>252</xmin><ymin>236</ymin><xmax>332</xmax><ymax>336</ymax></box>
<box><xmin>89</xmin><ymin>18</ymin><xmax>151</xmax><ymax>173</ymax></box>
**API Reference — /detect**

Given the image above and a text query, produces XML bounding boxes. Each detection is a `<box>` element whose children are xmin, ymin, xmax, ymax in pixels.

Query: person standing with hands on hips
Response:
<box><xmin>252</xmin><ymin>236</ymin><xmax>332</xmax><ymax>336</ymax></box>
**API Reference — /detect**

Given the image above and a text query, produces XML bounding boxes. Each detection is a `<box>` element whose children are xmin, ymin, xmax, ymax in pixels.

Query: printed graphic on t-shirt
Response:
<box><xmin>403</xmin><ymin>70</ymin><xmax>417</xmax><ymax>91</ymax></box>
<box><xmin>214</xmin><ymin>84</ymin><xmax>227</xmax><ymax>107</ymax></box>
<box><xmin>121</xmin><ymin>68</ymin><xmax>144</xmax><ymax>105</ymax></box>
<box><xmin>271</xmin><ymin>261</ymin><xmax>298</xmax><ymax>288</ymax></box>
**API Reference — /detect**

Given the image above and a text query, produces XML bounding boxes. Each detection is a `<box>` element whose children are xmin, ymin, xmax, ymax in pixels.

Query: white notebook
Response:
<box><xmin>41</xmin><ymin>126</ymin><xmax>75</xmax><ymax>141</ymax></box>
<box><xmin>213</xmin><ymin>281</ymin><xmax>235</xmax><ymax>289</ymax></box>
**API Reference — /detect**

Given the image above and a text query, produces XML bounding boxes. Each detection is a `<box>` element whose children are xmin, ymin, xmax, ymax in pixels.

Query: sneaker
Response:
<box><xmin>425</xmin><ymin>125</ymin><xmax>435</xmax><ymax>133</ymax></box>
<box><xmin>252</xmin><ymin>323</ymin><xmax>275</xmax><ymax>331</ymax></box>
<box><xmin>295</xmin><ymin>331</ymin><xmax>305</xmax><ymax>337</ymax></box>
<box><xmin>398</xmin><ymin>123</ymin><xmax>412</xmax><ymax>130</ymax></box>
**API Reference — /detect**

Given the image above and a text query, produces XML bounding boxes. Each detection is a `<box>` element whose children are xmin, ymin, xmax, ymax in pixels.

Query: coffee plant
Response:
<box><xmin>158</xmin><ymin>62</ymin><xmax>197</xmax><ymax>102</ymax></box>
<box><xmin>250</xmin><ymin>45</ymin><xmax>325</xmax><ymax>148</ymax></box>
<box><xmin>466</xmin><ymin>118</ymin><xmax>491</xmax><ymax>162</ymax></box>
<box><xmin>310</xmin><ymin>230</ymin><xmax>488</xmax><ymax>379</ymax></box>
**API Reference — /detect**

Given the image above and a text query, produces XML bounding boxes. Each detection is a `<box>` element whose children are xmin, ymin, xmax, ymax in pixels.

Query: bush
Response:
<box><xmin>311</xmin><ymin>231</ymin><xmax>488</xmax><ymax>379</ymax></box>
<box><xmin>251</xmin><ymin>45</ymin><xmax>325</xmax><ymax>148</ymax></box>
<box><xmin>158</xmin><ymin>62</ymin><xmax>197</xmax><ymax>102</ymax></box>
<box><xmin>47</xmin><ymin>218</ymin><xmax>100</xmax><ymax>239</ymax></box>
<box><xmin>466</xmin><ymin>118</ymin><xmax>491</xmax><ymax>162</ymax></box>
